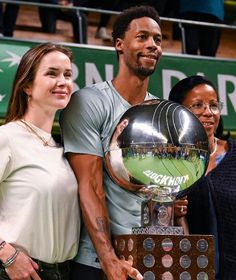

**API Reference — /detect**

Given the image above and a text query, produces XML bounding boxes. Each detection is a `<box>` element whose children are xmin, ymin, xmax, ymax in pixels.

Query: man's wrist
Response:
<box><xmin>99</xmin><ymin>248</ymin><xmax>119</xmax><ymax>267</ymax></box>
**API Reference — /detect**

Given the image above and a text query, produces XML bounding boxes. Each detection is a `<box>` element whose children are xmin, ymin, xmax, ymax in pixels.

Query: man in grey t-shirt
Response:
<box><xmin>60</xmin><ymin>5</ymin><xmax>163</xmax><ymax>280</ymax></box>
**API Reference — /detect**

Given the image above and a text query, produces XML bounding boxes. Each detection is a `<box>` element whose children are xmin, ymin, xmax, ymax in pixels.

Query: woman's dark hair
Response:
<box><xmin>112</xmin><ymin>5</ymin><xmax>160</xmax><ymax>46</ymax></box>
<box><xmin>5</xmin><ymin>42</ymin><xmax>73</xmax><ymax>123</ymax></box>
<box><xmin>168</xmin><ymin>75</ymin><xmax>229</xmax><ymax>139</ymax></box>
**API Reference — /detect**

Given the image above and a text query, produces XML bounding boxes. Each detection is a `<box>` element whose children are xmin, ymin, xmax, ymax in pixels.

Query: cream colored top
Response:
<box><xmin>0</xmin><ymin>121</ymin><xmax>80</xmax><ymax>263</ymax></box>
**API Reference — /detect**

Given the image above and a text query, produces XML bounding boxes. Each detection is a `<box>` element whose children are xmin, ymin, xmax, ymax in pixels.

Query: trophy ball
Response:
<box><xmin>105</xmin><ymin>99</ymin><xmax>209</xmax><ymax>197</ymax></box>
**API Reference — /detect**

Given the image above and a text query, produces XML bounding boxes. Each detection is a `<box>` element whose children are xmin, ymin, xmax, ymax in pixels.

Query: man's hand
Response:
<box><xmin>101</xmin><ymin>254</ymin><xmax>143</xmax><ymax>280</ymax></box>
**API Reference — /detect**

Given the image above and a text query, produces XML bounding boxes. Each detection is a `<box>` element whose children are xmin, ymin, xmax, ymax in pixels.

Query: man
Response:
<box><xmin>60</xmin><ymin>5</ymin><xmax>162</xmax><ymax>280</ymax></box>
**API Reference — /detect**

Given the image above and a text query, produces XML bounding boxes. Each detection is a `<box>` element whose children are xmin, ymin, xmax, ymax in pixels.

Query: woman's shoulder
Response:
<box><xmin>227</xmin><ymin>138</ymin><xmax>236</xmax><ymax>149</ymax></box>
<box><xmin>0</xmin><ymin>122</ymin><xmax>16</xmax><ymax>150</ymax></box>
<box><xmin>0</xmin><ymin>121</ymin><xmax>26</xmax><ymax>146</ymax></box>
<box><xmin>228</xmin><ymin>138</ymin><xmax>236</xmax><ymax>143</ymax></box>
<box><xmin>0</xmin><ymin>121</ymin><xmax>21</xmax><ymax>134</ymax></box>
<box><xmin>217</xmin><ymin>138</ymin><xmax>236</xmax><ymax>153</ymax></box>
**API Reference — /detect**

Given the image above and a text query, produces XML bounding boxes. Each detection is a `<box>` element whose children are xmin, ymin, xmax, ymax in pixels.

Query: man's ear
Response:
<box><xmin>115</xmin><ymin>38</ymin><xmax>124</xmax><ymax>54</ymax></box>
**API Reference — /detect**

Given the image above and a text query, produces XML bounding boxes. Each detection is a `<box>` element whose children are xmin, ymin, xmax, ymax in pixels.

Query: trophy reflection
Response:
<box><xmin>106</xmin><ymin>99</ymin><xmax>209</xmax><ymax>233</ymax></box>
<box><xmin>105</xmin><ymin>99</ymin><xmax>215</xmax><ymax>280</ymax></box>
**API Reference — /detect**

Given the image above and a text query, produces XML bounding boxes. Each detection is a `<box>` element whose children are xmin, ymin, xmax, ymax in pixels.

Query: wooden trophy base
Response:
<box><xmin>113</xmin><ymin>230</ymin><xmax>214</xmax><ymax>280</ymax></box>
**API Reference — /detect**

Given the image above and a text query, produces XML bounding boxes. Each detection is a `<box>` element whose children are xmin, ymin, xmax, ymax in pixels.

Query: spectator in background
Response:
<box><xmin>38</xmin><ymin>0</ymin><xmax>87</xmax><ymax>44</ymax></box>
<box><xmin>0</xmin><ymin>2</ymin><xmax>19</xmax><ymax>37</ymax></box>
<box><xmin>179</xmin><ymin>0</ymin><xmax>224</xmax><ymax>56</ymax></box>
<box><xmin>75</xmin><ymin>0</ymin><xmax>121</xmax><ymax>42</ymax></box>
<box><xmin>151</xmin><ymin>0</ymin><xmax>168</xmax><ymax>16</ymax></box>
<box><xmin>150</xmin><ymin>0</ymin><xmax>181</xmax><ymax>40</ymax></box>
<box><xmin>78</xmin><ymin>0</ymin><xmax>154</xmax><ymax>42</ymax></box>
<box><xmin>0</xmin><ymin>4</ymin><xmax>3</xmax><ymax>36</ymax></box>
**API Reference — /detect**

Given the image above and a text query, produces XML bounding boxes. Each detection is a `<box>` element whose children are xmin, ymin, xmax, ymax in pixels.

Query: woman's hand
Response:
<box><xmin>0</xmin><ymin>244</ymin><xmax>41</xmax><ymax>280</ymax></box>
<box><xmin>6</xmin><ymin>250</ymin><xmax>41</xmax><ymax>280</ymax></box>
<box><xmin>174</xmin><ymin>196</ymin><xmax>188</xmax><ymax>217</ymax></box>
<box><xmin>174</xmin><ymin>196</ymin><xmax>189</xmax><ymax>234</ymax></box>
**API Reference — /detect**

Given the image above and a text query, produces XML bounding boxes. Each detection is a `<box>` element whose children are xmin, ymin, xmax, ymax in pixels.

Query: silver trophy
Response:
<box><xmin>106</xmin><ymin>99</ymin><xmax>209</xmax><ymax>231</ymax></box>
<box><xmin>105</xmin><ymin>100</ymin><xmax>214</xmax><ymax>279</ymax></box>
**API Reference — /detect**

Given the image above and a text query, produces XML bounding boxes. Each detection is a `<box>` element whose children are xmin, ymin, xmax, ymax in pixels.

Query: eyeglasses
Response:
<box><xmin>188</xmin><ymin>101</ymin><xmax>223</xmax><ymax>115</ymax></box>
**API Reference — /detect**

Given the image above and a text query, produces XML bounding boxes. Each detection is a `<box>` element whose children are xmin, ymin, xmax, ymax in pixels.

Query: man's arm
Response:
<box><xmin>67</xmin><ymin>153</ymin><xmax>143</xmax><ymax>280</ymax></box>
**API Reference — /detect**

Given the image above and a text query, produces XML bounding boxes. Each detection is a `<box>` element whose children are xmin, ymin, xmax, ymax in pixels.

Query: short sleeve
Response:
<box><xmin>60</xmin><ymin>88</ymin><xmax>106</xmax><ymax>157</ymax></box>
<box><xmin>0</xmin><ymin>131</ymin><xmax>12</xmax><ymax>183</ymax></box>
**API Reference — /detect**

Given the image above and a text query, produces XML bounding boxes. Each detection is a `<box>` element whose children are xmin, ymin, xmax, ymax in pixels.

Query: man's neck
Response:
<box><xmin>112</xmin><ymin>75</ymin><xmax>150</xmax><ymax>105</ymax></box>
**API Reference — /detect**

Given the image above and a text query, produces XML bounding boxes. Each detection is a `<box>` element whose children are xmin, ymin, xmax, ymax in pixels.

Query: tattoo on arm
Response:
<box><xmin>96</xmin><ymin>217</ymin><xmax>109</xmax><ymax>233</ymax></box>
<box><xmin>96</xmin><ymin>217</ymin><xmax>114</xmax><ymax>254</ymax></box>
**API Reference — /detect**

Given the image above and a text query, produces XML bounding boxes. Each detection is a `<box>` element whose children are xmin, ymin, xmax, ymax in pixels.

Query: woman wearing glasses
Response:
<box><xmin>168</xmin><ymin>75</ymin><xmax>236</xmax><ymax>280</ymax></box>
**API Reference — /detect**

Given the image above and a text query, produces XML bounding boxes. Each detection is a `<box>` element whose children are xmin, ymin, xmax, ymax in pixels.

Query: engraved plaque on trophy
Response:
<box><xmin>113</xmin><ymin>234</ymin><xmax>214</xmax><ymax>279</ymax></box>
<box><xmin>105</xmin><ymin>99</ymin><xmax>214</xmax><ymax>279</ymax></box>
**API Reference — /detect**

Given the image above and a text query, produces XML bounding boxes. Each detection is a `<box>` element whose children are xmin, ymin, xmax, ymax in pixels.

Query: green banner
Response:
<box><xmin>0</xmin><ymin>38</ymin><xmax>236</xmax><ymax>131</ymax></box>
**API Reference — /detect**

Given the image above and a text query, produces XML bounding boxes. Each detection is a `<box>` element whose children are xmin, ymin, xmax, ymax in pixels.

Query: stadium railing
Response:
<box><xmin>0</xmin><ymin>0</ymin><xmax>236</xmax><ymax>57</ymax></box>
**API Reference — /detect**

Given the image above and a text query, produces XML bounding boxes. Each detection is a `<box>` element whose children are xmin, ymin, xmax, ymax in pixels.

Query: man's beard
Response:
<box><xmin>135</xmin><ymin>66</ymin><xmax>156</xmax><ymax>77</ymax></box>
<box><xmin>137</xmin><ymin>67</ymin><xmax>155</xmax><ymax>78</ymax></box>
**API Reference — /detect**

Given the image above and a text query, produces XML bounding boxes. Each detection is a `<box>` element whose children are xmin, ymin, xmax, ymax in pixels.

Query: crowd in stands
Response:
<box><xmin>0</xmin><ymin>0</ymin><xmax>234</xmax><ymax>57</ymax></box>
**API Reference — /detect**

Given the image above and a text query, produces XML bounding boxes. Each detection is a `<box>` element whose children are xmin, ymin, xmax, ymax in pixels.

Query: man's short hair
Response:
<box><xmin>112</xmin><ymin>5</ymin><xmax>160</xmax><ymax>46</ymax></box>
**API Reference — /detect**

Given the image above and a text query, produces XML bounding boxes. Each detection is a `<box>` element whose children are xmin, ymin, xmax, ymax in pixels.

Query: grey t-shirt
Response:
<box><xmin>60</xmin><ymin>80</ymin><xmax>157</xmax><ymax>268</ymax></box>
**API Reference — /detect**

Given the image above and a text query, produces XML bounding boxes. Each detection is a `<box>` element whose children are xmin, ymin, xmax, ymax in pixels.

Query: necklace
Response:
<box><xmin>20</xmin><ymin>119</ymin><xmax>57</xmax><ymax>147</ymax></box>
<box><xmin>210</xmin><ymin>137</ymin><xmax>218</xmax><ymax>156</ymax></box>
